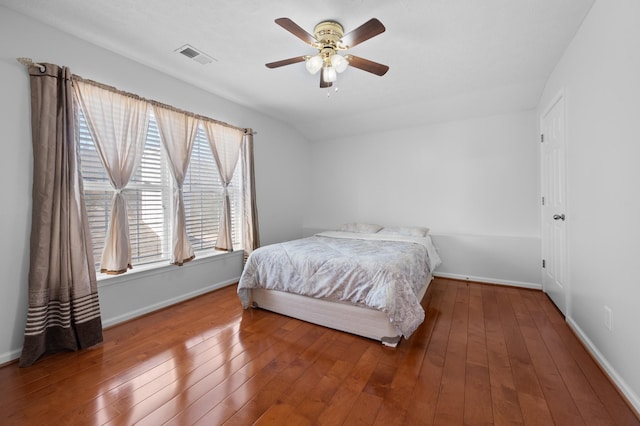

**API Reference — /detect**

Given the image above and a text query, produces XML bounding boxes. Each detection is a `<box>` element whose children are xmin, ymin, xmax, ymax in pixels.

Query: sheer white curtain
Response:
<box><xmin>241</xmin><ymin>131</ymin><xmax>260</xmax><ymax>259</ymax></box>
<box><xmin>73</xmin><ymin>80</ymin><xmax>149</xmax><ymax>274</ymax></box>
<box><xmin>152</xmin><ymin>105</ymin><xmax>199</xmax><ymax>265</ymax></box>
<box><xmin>203</xmin><ymin>122</ymin><xmax>243</xmax><ymax>251</ymax></box>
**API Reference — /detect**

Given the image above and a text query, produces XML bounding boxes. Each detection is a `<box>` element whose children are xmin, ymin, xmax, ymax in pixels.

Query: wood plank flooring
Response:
<box><xmin>0</xmin><ymin>278</ymin><xmax>638</xmax><ymax>425</ymax></box>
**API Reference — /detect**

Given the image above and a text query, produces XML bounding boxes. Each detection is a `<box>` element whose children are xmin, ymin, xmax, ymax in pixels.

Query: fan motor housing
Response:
<box><xmin>313</xmin><ymin>21</ymin><xmax>344</xmax><ymax>47</ymax></box>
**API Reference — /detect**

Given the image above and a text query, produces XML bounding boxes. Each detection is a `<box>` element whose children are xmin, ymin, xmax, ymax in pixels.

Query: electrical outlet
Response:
<box><xmin>604</xmin><ymin>306</ymin><xmax>613</xmax><ymax>331</ymax></box>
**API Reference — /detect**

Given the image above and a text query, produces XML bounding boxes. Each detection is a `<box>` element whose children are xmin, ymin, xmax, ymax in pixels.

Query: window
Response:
<box><xmin>78</xmin><ymin>110</ymin><xmax>242</xmax><ymax>272</ymax></box>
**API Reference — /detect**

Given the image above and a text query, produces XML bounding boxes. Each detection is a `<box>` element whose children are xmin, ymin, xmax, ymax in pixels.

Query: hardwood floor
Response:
<box><xmin>1</xmin><ymin>278</ymin><xmax>638</xmax><ymax>425</ymax></box>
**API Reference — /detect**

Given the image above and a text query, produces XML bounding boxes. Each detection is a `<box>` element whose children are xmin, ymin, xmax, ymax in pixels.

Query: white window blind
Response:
<box><xmin>184</xmin><ymin>126</ymin><xmax>242</xmax><ymax>251</ymax></box>
<box><xmin>78</xmin><ymin>108</ymin><xmax>242</xmax><ymax>273</ymax></box>
<box><xmin>79</xmin><ymin>111</ymin><xmax>170</xmax><ymax>269</ymax></box>
<box><xmin>183</xmin><ymin>127</ymin><xmax>220</xmax><ymax>251</ymax></box>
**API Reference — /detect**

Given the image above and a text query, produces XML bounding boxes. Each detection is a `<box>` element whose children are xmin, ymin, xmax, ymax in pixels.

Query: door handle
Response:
<box><xmin>553</xmin><ymin>214</ymin><xmax>565</xmax><ymax>221</ymax></box>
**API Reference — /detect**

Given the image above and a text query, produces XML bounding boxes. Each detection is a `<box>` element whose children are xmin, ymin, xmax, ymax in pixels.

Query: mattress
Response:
<box><xmin>237</xmin><ymin>231</ymin><xmax>440</xmax><ymax>338</ymax></box>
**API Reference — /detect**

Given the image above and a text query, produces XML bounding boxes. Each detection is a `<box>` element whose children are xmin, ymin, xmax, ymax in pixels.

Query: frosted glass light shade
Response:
<box><xmin>323</xmin><ymin>66</ymin><xmax>337</xmax><ymax>82</ymax></box>
<box><xmin>330</xmin><ymin>54</ymin><xmax>349</xmax><ymax>73</ymax></box>
<box><xmin>305</xmin><ymin>55</ymin><xmax>323</xmax><ymax>74</ymax></box>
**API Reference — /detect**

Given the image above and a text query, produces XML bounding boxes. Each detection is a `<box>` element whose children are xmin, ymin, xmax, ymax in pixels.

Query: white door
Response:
<box><xmin>541</xmin><ymin>95</ymin><xmax>568</xmax><ymax>315</ymax></box>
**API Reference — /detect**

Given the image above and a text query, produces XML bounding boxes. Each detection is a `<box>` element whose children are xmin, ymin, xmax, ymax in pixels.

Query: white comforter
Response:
<box><xmin>237</xmin><ymin>231</ymin><xmax>440</xmax><ymax>338</ymax></box>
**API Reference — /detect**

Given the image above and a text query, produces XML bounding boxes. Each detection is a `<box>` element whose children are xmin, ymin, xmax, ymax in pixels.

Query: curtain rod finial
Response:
<box><xmin>16</xmin><ymin>57</ymin><xmax>32</xmax><ymax>65</ymax></box>
<box><xmin>17</xmin><ymin>57</ymin><xmax>45</xmax><ymax>72</ymax></box>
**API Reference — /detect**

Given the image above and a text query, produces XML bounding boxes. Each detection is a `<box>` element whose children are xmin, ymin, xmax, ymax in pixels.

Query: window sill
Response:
<box><xmin>96</xmin><ymin>249</ymin><xmax>244</xmax><ymax>288</ymax></box>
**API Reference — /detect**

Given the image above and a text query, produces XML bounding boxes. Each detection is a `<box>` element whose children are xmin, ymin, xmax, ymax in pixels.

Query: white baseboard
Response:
<box><xmin>566</xmin><ymin>317</ymin><xmax>640</xmax><ymax>416</ymax></box>
<box><xmin>101</xmin><ymin>277</ymin><xmax>239</xmax><ymax>328</ymax></box>
<box><xmin>0</xmin><ymin>348</ymin><xmax>22</xmax><ymax>366</ymax></box>
<box><xmin>434</xmin><ymin>272</ymin><xmax>542</xmax><ymax>290</ymax></box>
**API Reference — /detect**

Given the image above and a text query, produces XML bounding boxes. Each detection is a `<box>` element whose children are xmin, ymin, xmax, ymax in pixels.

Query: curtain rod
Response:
<box><xmin>16</xmin><ymin>57</ymin><xmax>257</xmax><ymax>135</ymax></box>
<box><xmin>73</xmin><ymin>75</ymin><xmax>249</xmax><ymax>133</ymax></box>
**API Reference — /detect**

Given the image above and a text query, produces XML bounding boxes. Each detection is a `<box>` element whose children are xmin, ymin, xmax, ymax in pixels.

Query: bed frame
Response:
<box><xmin>250</xmin><ymin>272</ymin><xmax>433</xmax><ymax>347</ymax></box>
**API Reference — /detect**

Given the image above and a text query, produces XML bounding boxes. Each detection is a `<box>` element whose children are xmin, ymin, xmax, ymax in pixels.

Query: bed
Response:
<box><xmin>237</xmin><ymin>224</ymin><xmax>441</xmax><ymax>346</ymax></box>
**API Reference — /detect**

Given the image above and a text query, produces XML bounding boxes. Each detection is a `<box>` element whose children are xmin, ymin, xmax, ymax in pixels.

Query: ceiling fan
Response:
<box><xmin>265</xmin><ymin>17</ymin><xmax>389</xmax><ymax>88</ymax></box>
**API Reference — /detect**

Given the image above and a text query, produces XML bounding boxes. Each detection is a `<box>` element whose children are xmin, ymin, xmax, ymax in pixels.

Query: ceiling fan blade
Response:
<box><xmin>341</xmin><ymin>18</ymin><xmax>386</xmax><ymax>48</ymax></box>
<box><xmin>320</xmin><ymin>69</ymin><xmax>332</xmax><ymax>88</ymax></box>
<box><xmin>265</xmin><ymin>56</ymin><xmax>306</xmax><ymax>68</ymax></box>
<box><xmin>346</xmin><ymin>55</ymin><xmax>389</xmax><ymax>76</ymax></box>
<box><xmin>275</xmin><ymin>18</ymin><xmax>317</xmax><ymax>46</ymax></box>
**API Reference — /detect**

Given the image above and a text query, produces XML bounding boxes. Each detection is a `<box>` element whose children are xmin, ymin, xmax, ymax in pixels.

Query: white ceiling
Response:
<box><xmin>1</xmin><ymin>0</ymin><xmax>595</xmax><ymax>141</ymax></box>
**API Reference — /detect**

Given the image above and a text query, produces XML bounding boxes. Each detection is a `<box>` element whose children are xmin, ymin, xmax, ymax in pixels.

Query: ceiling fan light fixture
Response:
<box><xmin>323</xmin><ymin>65</ymin><xmax>337</xmax><ymax>83</ymax></box>
<box><xmin>330</xmin><ymin>54</ymin><xmax>349</xmax><ymax>73</ymax></box>
<box><xmin>266</xmin><ymin>17</ymin><xmax>388</xmax><ymax>88</ymax></box>
<box><xmin>305</xmin><ymin>54</ymin><xmax>323</xmax><ymax>74</ymax></box>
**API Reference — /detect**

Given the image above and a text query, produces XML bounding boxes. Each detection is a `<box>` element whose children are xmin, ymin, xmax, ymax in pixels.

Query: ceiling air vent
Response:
<box><xmin>175</xmin><ymin>44</ymin><xmax>216</xmax><ymax>65</ymax></box>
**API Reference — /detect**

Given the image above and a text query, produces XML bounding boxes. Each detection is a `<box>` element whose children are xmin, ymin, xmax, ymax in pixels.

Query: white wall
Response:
<box><xmin>537</xmin><ymin>0</ymin><xmax>640</xmax><ymax>411</ymax></box>
<box><xmin>305</xmin><ymin>110</ymin><xmax>541</xmax><ymax>286</ymax></box>
<box><xmin>0</xmin><ymin>7</ymin><xmax>311</xmax><ymax>363</ymax></box>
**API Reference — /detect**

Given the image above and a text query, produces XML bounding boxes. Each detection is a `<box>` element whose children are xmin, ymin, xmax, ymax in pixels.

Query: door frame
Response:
<box><xmin>540</xmin><ymin>89</ymin><xmax>571</xmax><ymax>317</ymax></box>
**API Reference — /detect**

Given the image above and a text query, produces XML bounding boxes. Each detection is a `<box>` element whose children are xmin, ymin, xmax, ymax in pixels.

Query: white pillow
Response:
<box><xmin>339</xmin><ymin>223</ymin><xmax>383</xmax><ymax>234</ymax></box>
<box><xmin>378</xmin><ymin>226</ymin><xmax>430</xmax><ymax>237</ymax></box>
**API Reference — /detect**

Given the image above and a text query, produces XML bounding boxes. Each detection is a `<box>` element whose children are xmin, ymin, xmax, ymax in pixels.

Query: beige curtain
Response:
<box><xmin>152</xmin><ymin>105</ymin><xmax>199</xmax><ymax>265</ymax></box>
<box><xmin>73</xmin><ymin>80</ymin><xmax>149</xmax><ymax>274</ymax></box>
<box><xmin>203</xmin><ymin>122</ymin><xmax>243</xmax><ymax>251</ymax></box>
<box><xmin>241</xmin><ymin>131</ymin><xmax>260</xmax><ymax>259</ymax></box>
<box><xmin>20</xmin><ymin>64</ymin><xmax>103</xmax><ymax>367</ymax></box>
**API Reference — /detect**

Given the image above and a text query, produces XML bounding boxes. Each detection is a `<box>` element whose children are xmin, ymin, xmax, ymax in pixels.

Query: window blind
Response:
<box><xmin>184</xmin><ymin>126</ymin><xmax>243</xmax><ymax>251</ymax></box>
<box><xmin>79</xmin><ymin>111</ymin><xmax>170</xmax><ymax>269</ymax></box>
<box><xmin>184</xmin><ymin>126</ymin><xmax>222</xmax><ymax>251</ymax></box>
